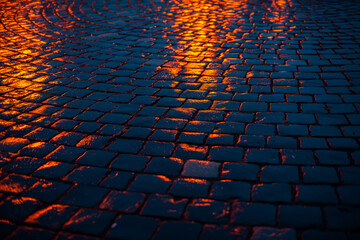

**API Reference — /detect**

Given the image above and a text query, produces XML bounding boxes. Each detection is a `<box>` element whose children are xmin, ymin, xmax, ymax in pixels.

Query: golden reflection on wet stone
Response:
<box><xmin>0</xmin><ymin>0</ymin><xmax>359</xmax><ymax>238</ymax></box>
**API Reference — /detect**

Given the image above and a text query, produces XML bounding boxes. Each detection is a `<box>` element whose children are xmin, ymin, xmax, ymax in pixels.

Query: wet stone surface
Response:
<box><xmin>0</xmin><ymin>0</ymin><xmax>360</xmax><ymax>239</ymax></box>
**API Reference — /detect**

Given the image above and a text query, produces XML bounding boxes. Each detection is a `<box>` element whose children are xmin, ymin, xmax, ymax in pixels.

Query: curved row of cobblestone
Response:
<box><xmin>0</xmin><ymin>0</ymin><xmax>360</xmax><ymax>239</ymax></box>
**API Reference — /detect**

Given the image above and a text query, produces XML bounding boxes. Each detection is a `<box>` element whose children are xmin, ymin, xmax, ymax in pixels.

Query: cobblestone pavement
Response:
<box><xmin>0</xmin><ymin>0</ymin><xmax>359</xmax><ymax>239</ymax></box>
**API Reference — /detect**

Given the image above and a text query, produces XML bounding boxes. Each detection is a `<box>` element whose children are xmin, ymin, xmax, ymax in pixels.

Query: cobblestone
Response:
<box><xmin>186</xmin><ymin>199</ymin><xmax>230</xmax><ymax>223</ymax></box>
<box><xmin>231</xmin><ymin>202</ymin><xmax>276</xmax><ymax>226</ymax></box>
<box><xmin>0</xmin><ymin>0</ymin><xmax>360</xmax><ymax>239</ymax></box>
